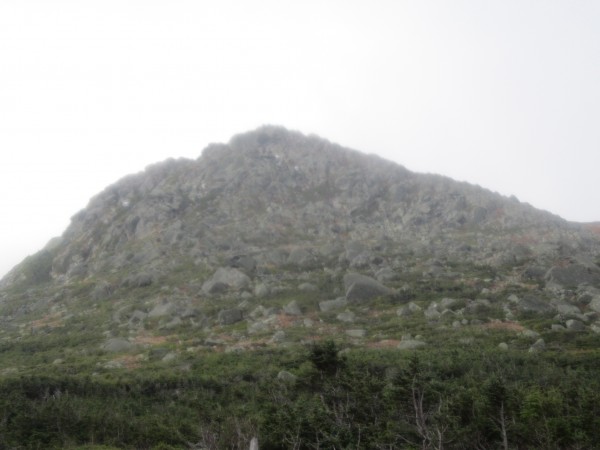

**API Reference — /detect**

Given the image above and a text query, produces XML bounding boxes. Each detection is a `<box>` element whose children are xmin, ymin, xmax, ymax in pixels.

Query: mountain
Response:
<box><xmin>2</xmin><ymin>126</ymin><xmax>600</xmax><ymax>449</ymax></box>
<box><xmin>1</xmin><ymin>125</ymin><xmax>599</xmax><ymax>349</ymax></box>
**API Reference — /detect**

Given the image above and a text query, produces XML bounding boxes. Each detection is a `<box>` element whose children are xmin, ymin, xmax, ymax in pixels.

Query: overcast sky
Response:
<box><xmin>1</xmin><ymin>0</ymin><xmax>599</xmax><ymax>278</ymax></box>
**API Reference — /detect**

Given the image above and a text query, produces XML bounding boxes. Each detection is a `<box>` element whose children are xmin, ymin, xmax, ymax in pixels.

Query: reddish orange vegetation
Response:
<box><xmin>277</xmin><ymin>314</ymin><xmax>298</xmax><ymax>328</ymax></box>
<box><xmin>30</xmin><ymin>313</ymin><xmax>63</xmax><ymax>330</ymax></box>
<box><xmin>583</xmin><ymin>223</ymin><xmax>600</xmax><ymax>236</ymax></box>
<box><xmin>482</xmin><ymin>320</ymin><xmax>525</xmax><ymax>332</ymax></box>
<box><xmin>366</xmin><ymin>339</ymin><xmax>401</xmax><ymax>349</ymax></box>
<box><xmin>112</xmin><ymin>355</ymin><xmax>142</xmax><ymax>370</ymax></box>
<box><xmin>133</xmin><ymin>335</ymin><xmax>170</xmax><ymax>346</ymax></box>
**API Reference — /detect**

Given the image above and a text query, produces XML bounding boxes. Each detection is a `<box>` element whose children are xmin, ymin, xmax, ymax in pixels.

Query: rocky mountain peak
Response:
<box><xmin>2</xmin><ymin>126</ymin><xmax>599</xmax><ymax>292</ymax></box>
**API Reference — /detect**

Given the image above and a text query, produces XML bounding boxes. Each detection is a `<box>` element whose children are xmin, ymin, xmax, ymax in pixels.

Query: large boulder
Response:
<box><xmin>202</xmin><ymin>267</ymin><xmax>251</xmax><ymax>294</ymax></box>
<box><xmin>546</xmin><ymin>264</ymin><xmax>600</xmax><ymax>288</ymax></box>
<box><xmin>319</xmin><ymin>297</ymin><xmax>348</xmax><ymax>312</ymax></box>
<box><xmin>218</xmin><ymin>308</ymin><xmax>243</xmax><ymax>325</ymax></box>
<box><xmin>343</xmin><ymin>273</ymin><xmax>392</xmax><ymax>303</ymax></box>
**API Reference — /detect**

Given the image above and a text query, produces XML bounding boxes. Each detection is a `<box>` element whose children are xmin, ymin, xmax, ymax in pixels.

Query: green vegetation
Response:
<box><xmin>0</xmin><ymin>343</ymin><xmax>598</xmax><ymax>448</ymax></box>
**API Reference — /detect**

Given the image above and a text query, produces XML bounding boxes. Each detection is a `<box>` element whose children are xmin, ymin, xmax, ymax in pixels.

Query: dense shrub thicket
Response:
<box><xmin>0</xmin><ymin>343</ymin><xmax>599</xmax><ymax>449</ymax></box>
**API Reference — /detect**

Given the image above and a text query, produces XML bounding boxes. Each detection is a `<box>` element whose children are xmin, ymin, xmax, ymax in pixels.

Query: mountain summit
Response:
<box><xmin>3</xmin><ymin>125</ymin><xmax>598</xmax><ymax>291</ymax></box>
<box><xmin>1</xmin><ymin>125</ymin><xmax>600</xmax><ymax>352</ymax></box>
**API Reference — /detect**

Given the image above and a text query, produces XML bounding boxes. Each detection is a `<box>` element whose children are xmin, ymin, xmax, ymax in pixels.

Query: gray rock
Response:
<box><xmin>254</xmin><ymin>283</ymin><xmax>270</xmax><ymax>298</ymax></box>
<box><xmin>396</xmin><ymin>305</ymin><xmax>412</xmax><ymax>317</ymax></box>
<box><xmin>148</xmin><ymin>301</ymin><xmax>176</xmax><ymax>318</ymax></box>
<box><xmin>529</xmin><ymin>338</ymin><xmax>546</xmax><ymax>353</ymax></box>
<box><xmin>554</xmin><ymin>302</ymin><xmax>581</xmax><ymax>316</ymax></box>
<box><xmin>128</xmin><ymin>310</ymin><xmax>147</xmax><ymax>326</ymax></box>
<box><xmin>228</xmin><ymin>255</ymin><xmax>256</xmax><ymax>273</ymax></box>
<box><xmin>346</xmin><ymin>329</ymin><xmax>366</xmax><ymax>338</ymax></box>
<box><xmin>344</xmin><ymin>241</ymin><xmax>367</xmax><ymax>261</ymax></box>
<box><xmin>514</xmin><ymin>296</ymin><xmax>553</xmax><ymax>314</ymax></box>
<box><xmin>202</xmin><ymin>267</ymin><xmax>251</xmax><ymax>294</ymax></box>
<box><xmin>202</xmin><ymin>280</ymin><xmax>228</xmax><ymax>295</ymax></box>
<box><xmin>398</xmin><ymin>339</ymin><xmax>426</xmax><ymax>350</ymax></box>
<box><xmin>344</xmin><ymin>273</ymin><xmax>392</xmax><ymax>303</ymax></box>
<box><xmin>565</xmin><ymin>319</ymin><xmax>585</xmax><ymax>331</ymax></box>
<box><xmin>165</xmin><ymin>317</ymin><xmax>183</xmax><ymax>329</ymax></box>
<box><xmin>270</xmin><ymin>330</ymin><xmax>286</xmax><ymax>343</ymax></box>
<box><xmin>102</xmin><ymin>338</ymin><xmax>133</xmax><ymax>353</ymax></box>
<box><xmin>287</xmin><ymin>248</ymin><xmax>315</xmax><ymax>268</ymax></box>
<box><xmin>218</xmin><ymin>308</ymin><xmax>243</xmax><ymax>325</ymax></box>
<box><xmin>277</xmin><ymin>370</ymin><xmax>297</xmax><ymax>383</ymax></box>
<box><xmin>336</xmin><ymin>311</ymin><xmax>356</xmax><ymax>323</ymax></box>
<box><xmin>91</xmin><ymin>281</ymin><xmax>113</xmax><ymax>301</ymax></box>
<box><xmin>162</xmin><ymin>352</ymin><xmax>177</xmax><ymax>363</ymax></box>
<box><xmin>248</xmin><ymin>320</ymin><xmax>271</xmax><ymax>335</ymax></box>
<box><xmin>424</xmin><ymin>304</ymin><xmax>441</xmax><ymax>321</ymax></box>
<box><xmin>551</xmin><ymin>324</ymin><xmax>566</xmax><ymax>331</ymax></box>
<box><xmin>498</xmin><ymin>342</ymin><xmax>509</xmax><ymax>351</ymax></box>
<box><xmin>303</xmin><ymin>318</ymin><xmax>314</xmax><ymax>328</ymax></box>
<box><xmin>376</xmin><ymin>267</ymin><xmax>398</xmax><ymax>283</ymax></box>
<box><xmin>123</xmin><ymin>272</ymin><xmax>154</xmax><ymax>288</ymax></box>
<box><xmin>546</xmin><ymin>264</ymin><xmax>600</xmax><ymax>288</ymax></box>
<box><xmin>283</xmin><ymin>300</ymin><xmax>302</xmax><ymax>316</ymax></box>
<box><xmin>520</xmin><ymin>329</ymin><xmax>540</xmax><ymax>339</ymax></box>
<box><xmin>588</xmin><ymin>296</ymin><xmax>600</xmax><ymax>313</ymax></box>
<box><xmin>440</xmin><ymin>298</ymin><xmax>458</xmax><ymax>309</ymax></box>
<box><xmin>298</xmin><ymin>282</ymin><xmax>317</xmax><ymax>292</ymax></box>
<box><xmin>408</xmin><ymin>302</ymin><xmax>422</xmax><ymax>313</ymax></box>
<box><xmin>319</xmin><ymin>297</ymin><xmax>348</xmax><ymax>312</ymax></box>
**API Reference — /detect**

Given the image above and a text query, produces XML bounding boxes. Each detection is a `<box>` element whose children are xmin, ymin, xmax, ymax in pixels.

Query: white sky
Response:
<box><xmin>1</xmin><ymin>0</ymin><xmax>599</xmax><ymax>278</ymax></box>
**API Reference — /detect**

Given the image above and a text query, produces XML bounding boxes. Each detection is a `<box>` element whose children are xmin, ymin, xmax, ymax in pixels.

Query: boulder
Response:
<box><xmin>588</xmin><ymin>296</ymin><xmax>600</xmax><ymax>313</ymax></box>
<box><xmin>546</xmin><ymin>263</ymin><xmax>600</xmax><ymax>288</ymax></box>
<box><xmin>217</xmin><ymin>308</ymin><xmax>243</xmax><ymax>325</ymax></box>
<box><xmin>270</xmin><ymin>330</ymin><xmax>286</xmax><ymax>344</ymax></box>
<box><xmin>148</xmin><ymin>301</ymin><xmax>176</xmax><ymax>318</ymax></box>
<box><xmin>343</xmin><ymin>273</ymin><xmax>392</xmax><ymax>303</ymax></box>
<box><xmin>283</xmin><ymin>300</ymin><xmax>302</xmax><ymax>316</ymax></box>
<box><xmin>228</xmin><ymin>255</ymin><xmax>256</xmax><ymax>274</ymax></box>
<box><xmin>398</xmin><ymin>339</ymin><xmax>426</xmax><ymax>350</ymax></box>
<box><xmin>554</xmin><ymin>302</ymin><xmax>581</xmax><ymax>316</ymax></box>
<box><xmin>254</xmin><ymin>283</ymin><xmax>270</xmax><ymax>298</ymax></box>
<box><xmin>287</xmin><ymin>248</ymin><xmax>315</xmax><ymax>268</ymax></box>
<box><xmin>529</xmin><ymin>338</ymin><xmax>546</xmax><ymax>353</ymax></box>
<box><xmin>202</xmin><ymin>267</ymin><xmax>251</xmax><ymax>294</ymax></box>
<box><xmin>376</xmin><ymin>267</ymin><xmax>398</xmax><ymax>283</ymax></box>
<box><xmin>277</xmin><ymin>370</ymin><xmax>297</xmax><ymax>383</ymax></box>
<box><xmin>565</xmin><ymin>319</ymin><xmax>585</xmax><ymax>331</ymax></box>
<box><xmin>346</xmin><ymin>329</ymin><xmax>366</xmax><ymax>338</ymax></box>
<box><xmin>336</xmin><ymin>311</ymin><xmax>356</xmax><ymax>323</ymax></box>
<box><xmin>514</xmin><ymin>296</ymin><xmax>553</xmax><ymax>314</ymax></box>
<box><xmin>319</xmin><ymin>297</ymin><xmax>348</xmax><ymax>312</ymax></box>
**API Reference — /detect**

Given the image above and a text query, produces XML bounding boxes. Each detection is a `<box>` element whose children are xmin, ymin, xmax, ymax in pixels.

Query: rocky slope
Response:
<box><xmin>1</xmin><ymin>125</ymin><xmax>600</xmax><ymax>362</ymax></box>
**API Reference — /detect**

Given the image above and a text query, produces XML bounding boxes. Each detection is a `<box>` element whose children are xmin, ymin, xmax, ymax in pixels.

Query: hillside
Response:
<box><xmin>1</xmin><ymin>126</ymin><xmax>600</xmax><ymax>449</ymax></box>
